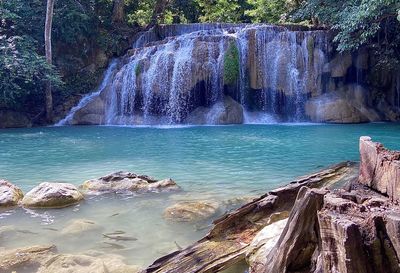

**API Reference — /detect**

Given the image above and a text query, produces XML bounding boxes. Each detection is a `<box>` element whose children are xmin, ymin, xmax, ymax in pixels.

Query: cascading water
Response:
<box><xmin>56</xmin><ymin>60</ymin><xmax>118</xmax><ymax>126</ymax></box>
<box><xmin>59</xmin><ymin>24</ymin><xmax>329</xmax><ymax>126</ymax></box>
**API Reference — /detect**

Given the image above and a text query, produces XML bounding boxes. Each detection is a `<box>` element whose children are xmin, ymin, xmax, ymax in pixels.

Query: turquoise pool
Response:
<box><xmin>0</xmin><ymin>123</ymin><xmax>399</xmax><ymax>267</ymax></box>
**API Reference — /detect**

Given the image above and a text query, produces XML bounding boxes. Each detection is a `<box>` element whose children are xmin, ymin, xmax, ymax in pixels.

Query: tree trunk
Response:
<box><xmin>150</xmin><ymin>0</ymin><xmax>170</xmax><ymax>26</ymax></box>
<box><xmin>44</xmin><ymin>0</ymin><xmax>55</xmax><ymax>122</ymax></box>
<box><xmin>112</xmin><ymin>0</ymin><xmax>125</xmax><ymax>24</ymax></box>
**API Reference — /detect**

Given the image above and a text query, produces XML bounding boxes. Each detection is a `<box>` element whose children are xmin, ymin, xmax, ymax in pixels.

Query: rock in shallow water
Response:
<box><xmin>0</xmin><ymin>179</ymin><xmax>24</xmax><ymax>207</ymax></box>
<box><xmin>36</xmin><ymin>253</ymin><xmax>140</xmax><ymax>273</ymax></box>
<box><xmin>21</xmin><ymin>182</ymin><xmax>84</xmax><ymax>208</ymax></box>
<box><xmin>163</xmin><ymin>200</ymin><xmax>220</xmax><ymax>222</ymax></box>
<box><xmin>80</xmin><ymin>171</ymin><xmax>180</xmax><ymax>195</ymax></box>
<box><xmin>0</xmin><ymin>245</ymin><xmax>56</xmax><ymax>272</ymax></box>
<box><xmin>0</xmin><ymin>244</ymin><xmax>140</xmax><ymax>273</ymax></box>
<box><xmin>61</xmin><ymin>219</ymin><xmax>103</xmax><ymax>235</ymax></box>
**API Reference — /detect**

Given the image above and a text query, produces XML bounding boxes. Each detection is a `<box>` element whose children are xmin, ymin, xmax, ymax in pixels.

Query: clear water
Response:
<box><xmin>1</xmin><ymin>123</ymin><xmax>400</xmax><ymax>269</ymax></box>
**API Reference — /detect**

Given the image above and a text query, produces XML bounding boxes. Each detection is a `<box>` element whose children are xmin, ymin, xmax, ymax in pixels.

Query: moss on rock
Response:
<box><xmin>223</xmin><ymin>42</ymin><xmax>240</xmax><ymax>85</ymax></box>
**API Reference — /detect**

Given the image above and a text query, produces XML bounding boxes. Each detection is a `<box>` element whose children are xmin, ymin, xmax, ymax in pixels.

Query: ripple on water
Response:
<box><xmin>0</xmin><ymin>123</ymin><xmax>400</xmax><ymax>266</ymax></box>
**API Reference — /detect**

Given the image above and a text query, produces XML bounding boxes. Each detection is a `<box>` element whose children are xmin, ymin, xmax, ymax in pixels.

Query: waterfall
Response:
<box><xmin>60</xmin><ymin>24</ymin><xmax>329</xmax><ymax>126</ymax></box>
<box><xmin>56</xmin><ymin>60</ymin><xmax>118</xmax><ymax>126</ymax></box>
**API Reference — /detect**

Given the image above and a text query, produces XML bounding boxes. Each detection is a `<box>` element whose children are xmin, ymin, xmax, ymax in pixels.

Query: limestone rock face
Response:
<box><xmin>21</xmin><ymin>182</ymin><xmax>84</xmax><ymax>208</ymax></box>
<box><xmin>81</xmin><ymin>171</ymin><xmax>180</xmax><ymax>195</ymax></box>
<box><xmin>163</xmin><ymin>200</ymin><xmax>220</xmax><ymax>222</ymax></box>
<box><xmin>328</xmin><ymin>52</ymin><xmax>353</xmax><ymax>78</ymax></box>
<box><xmin>0</xmin><ymin>179</ymin><xmax>23</xmax><ymax>207</ymax></box>
<box><xmin>359</xmin><ymin>136</ymin><xmax>400</xmax><ymax>201</ymax></box>
<box><xmin>305</xmin><ymin>92</ymin><xmax>369</xmax><ymax>123</ymax></box>
<box><xmin>71</xmin><ymin>96</ymin><xmax>106</xmax><ymax>125</ymax></box>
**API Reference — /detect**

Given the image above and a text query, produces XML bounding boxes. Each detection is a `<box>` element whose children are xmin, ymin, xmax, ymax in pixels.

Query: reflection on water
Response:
<box><xmin>0</xmin><ymin>123</ymin><xmax>400</xmax><ymax>268</ymax></box>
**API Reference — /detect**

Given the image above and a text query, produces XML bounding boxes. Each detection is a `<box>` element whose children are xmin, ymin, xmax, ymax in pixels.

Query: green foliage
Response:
<box><xmin>53</xmin><ymin>0</ymin><xmax>100</xmax><ymax>45</ymax></box>
<box><xmin>0</xmin><ymin>0</ymin><xmax>62</xmax><ymax>108</ymax></box>
<box><xmin>196</xmin><ymin>0</ymin><xmax>242</xmax><ymax>22</ymax></box>
<box><xmin>245</xmin><ymin>0</ymin><xmax>287</xmax><ymax>23</ymax></box>
<box><xmin>294</xmin><ymin>0</ymin><xmax>400</xmax><ymax>71</ymax></box>
<box><xmin>2</xmin><ymin>0</ymin><xmax>399</xmax><ymax>112</ymax></box>
<box><xmin>128</xmin><ymin>0</ymin><xmax>155</xmax><ymax>26</ymax></box>
<box><xmin>223</xmin><ymin>42</ymin><xmax>240</xmax><ymax>85</ymax></box>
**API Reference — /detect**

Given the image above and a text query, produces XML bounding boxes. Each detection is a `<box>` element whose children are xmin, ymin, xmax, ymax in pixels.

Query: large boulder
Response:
<box><xmin>81</xmin><ymin>171</ymin><xmax>180</xmax><ymax>195</ymax></box>
<box><xmin>163</xmin><ymin>200</ymin><xmax>220</xmax><ymax>222</ymax></box>
<box><xmin>305</xmin><ymin>91</ymin><xmax>371</xmax><ymax>123</ymax></box>
<box><xmin>359</xmin><ymin>136</ymin><xmax>400</xmax><ymax>202</ymax></box>
<box><xmin>21</xmin><ymin>182</ymin><xmax>84</xmax><ymax>208</ymax></box>
<box><xmin>306</xmin><ymin>84</ymin><xmax>382</xmax><ymax>123</ymax></box>
<box><xmin>0</xmin><ymin>179</ymin><xmax>24</xmax><ymax>207</ymax></box>
<box><xmin>185</xmin><ymin>96</ymin><xmax>243</xmax><ymax>125</ymax></box>
<box><xmin>71</xmin><ymin>96</ymin><xmax>106</xmax><ymax>125</ymax></box>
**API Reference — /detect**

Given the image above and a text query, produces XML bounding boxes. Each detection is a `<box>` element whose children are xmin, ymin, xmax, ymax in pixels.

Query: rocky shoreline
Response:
<box><xmin>1</xmin><ymin>136</ymin><xmax>399</xmax><ymax>273</ymax></box>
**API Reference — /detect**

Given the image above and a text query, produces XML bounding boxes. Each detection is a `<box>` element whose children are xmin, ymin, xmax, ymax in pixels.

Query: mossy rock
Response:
<box><xmin>223</xmin><ymin>42</ymin><xmax>240</xmax><ymax>85</ymax></box>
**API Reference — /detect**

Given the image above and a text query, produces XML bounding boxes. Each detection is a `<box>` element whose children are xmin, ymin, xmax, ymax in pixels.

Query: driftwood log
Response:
<box><xmin>143</xmin><ymin>161</ymin><xmax>357</xmax><ymax>273</ymax></box>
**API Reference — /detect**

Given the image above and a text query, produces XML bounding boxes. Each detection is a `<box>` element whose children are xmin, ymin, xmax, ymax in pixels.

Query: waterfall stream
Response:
<box><xmin>59</xmin><ymin>24</ymin><xmax>329</xmax><ymax>126</ymax></box>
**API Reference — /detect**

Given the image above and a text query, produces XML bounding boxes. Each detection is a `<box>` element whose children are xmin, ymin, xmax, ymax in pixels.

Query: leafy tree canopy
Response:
<box><xmin>294</xmin><ymin>0</ymin><xmax>400</xmax><ymax>71</ymax></box>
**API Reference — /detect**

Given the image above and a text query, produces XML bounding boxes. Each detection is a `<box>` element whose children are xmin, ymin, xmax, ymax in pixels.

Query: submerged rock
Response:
<box><xmin>0</xmin><ymin>225</ymin><xmax>16</xmax><ymax>237</ymax></box>
<box><xmin>0</xmin><ymin>245</ymin><xmax>56</xmax><ymax>272</ymax></box>
<box><xmin>163</xmin><ymin>200</ymin><xmax>220</xmax><ymax>222</ymax></box>
<box><xmin>0</xmin><ymin>245</ymin><xmax>139</xmax><ymax>273</ymax></box>
<box><xmin>0</xmin><ymin>179</ymin><xmax>24</xmax><ymax>207</ymax></box>
<box><xmin>80</xmin><ymin>171</ymin><xmax>180</xmax><ymax>195</ymax></box>
<box><xmin>61</xmin><ymin>219</ymin><xmax>103</xmax><ymax>235</ymax></box>
<box><xmin>222</xmin><ymin>196</ymin><xmax>256</xmax><ymax>210</ymax></box>
<box><xmin>21</xmin><ymin>182</ymin><xmax>84</xmax><ymax>208</ymax></box>
<box><xmin>36</xmin><ymin>253</ymin><xmax>140</xmax><ymax>273</ymax></box>
<box><xmin>359</xmin><ymin>136</ymin><xmax>400</xmax><ymax>202</ymax></box>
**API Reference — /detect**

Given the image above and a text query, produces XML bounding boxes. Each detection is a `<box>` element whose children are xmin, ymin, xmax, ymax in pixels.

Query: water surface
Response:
<box><xmin>0</xmin><ymin>123</ymin><xmax>399</xmax><ymax>267</ymax></box>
